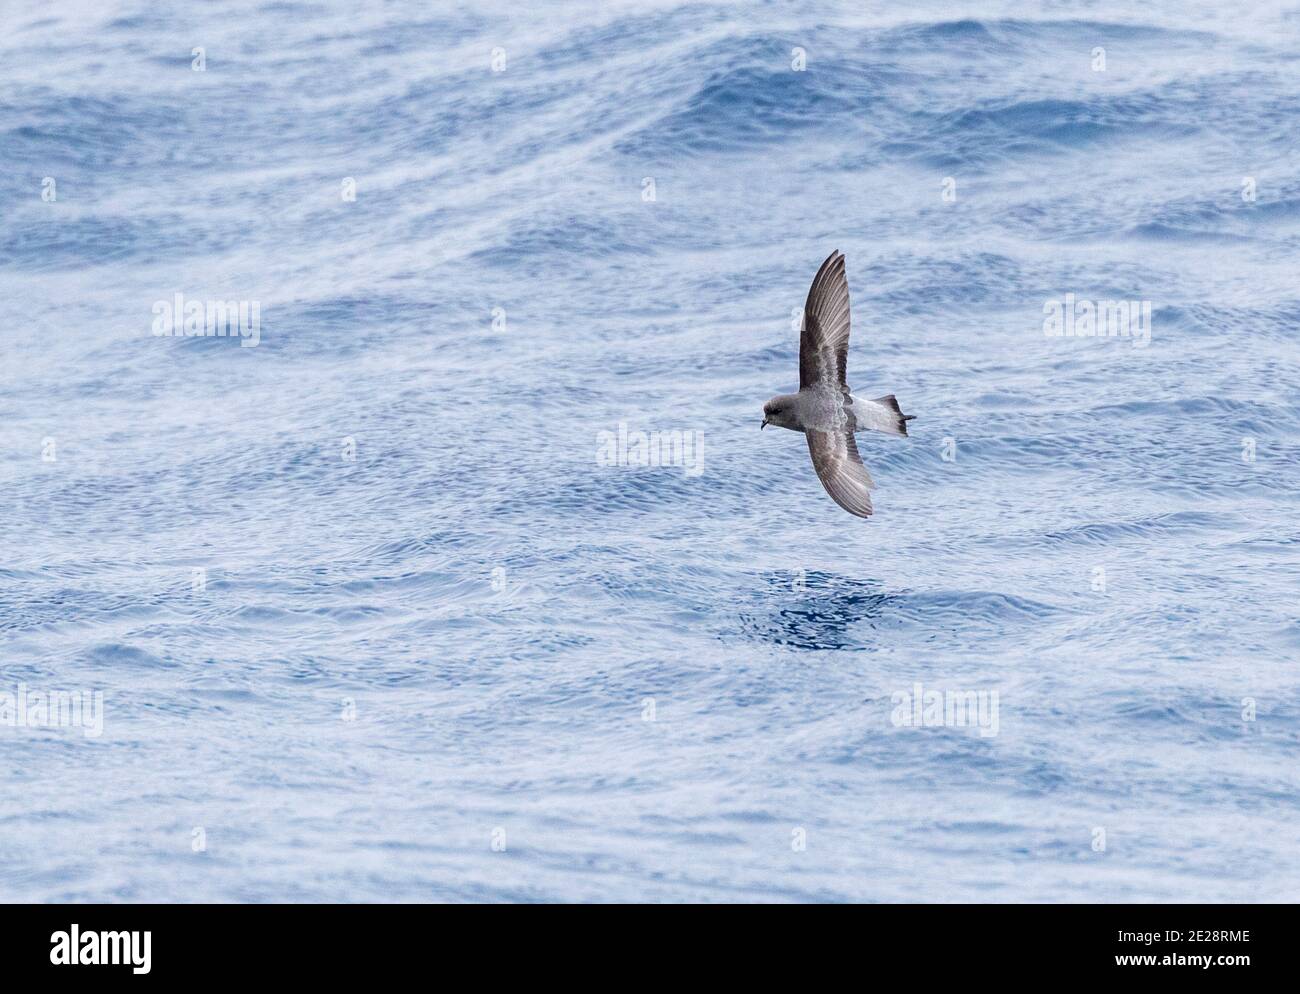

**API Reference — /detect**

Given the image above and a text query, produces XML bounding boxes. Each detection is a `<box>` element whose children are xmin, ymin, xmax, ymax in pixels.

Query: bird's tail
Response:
<box><xmin>872</xmin><ymin>395</ymin><xmax>916</xmax><ymax>436</ymax></box>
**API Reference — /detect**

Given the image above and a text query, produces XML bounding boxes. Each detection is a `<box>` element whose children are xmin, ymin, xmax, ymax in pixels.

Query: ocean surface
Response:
<box><xmin>2</xmin><ymin>0</ymin><xmax>1298</xmax><ymax>902</ymax></box>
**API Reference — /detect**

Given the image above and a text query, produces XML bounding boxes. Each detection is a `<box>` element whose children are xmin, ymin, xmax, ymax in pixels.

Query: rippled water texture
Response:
<box><xmin>1</xmin><ymin>0</ymin><xmax>1298</xmax><ymax>901</ymax></box>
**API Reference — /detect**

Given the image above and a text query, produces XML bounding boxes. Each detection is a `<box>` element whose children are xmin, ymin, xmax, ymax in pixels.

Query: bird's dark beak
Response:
<box><xmin>761</xmin><ymin>419</ymin><xmax>768</xmax><ymax>430</ymax></box>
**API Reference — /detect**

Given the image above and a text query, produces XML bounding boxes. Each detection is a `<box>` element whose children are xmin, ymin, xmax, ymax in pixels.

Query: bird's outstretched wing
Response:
<box><xmin>799</xmin><ymin>250</ymin><xmax>851</xmax><ymax>390</ymax></box>
<box><xmin>806</xmin><ymin>428</ymin><xmax>875</xmax><ymax>518</ymax></box>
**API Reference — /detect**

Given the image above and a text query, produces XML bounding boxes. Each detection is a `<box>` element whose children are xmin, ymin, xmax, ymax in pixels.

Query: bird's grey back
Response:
<box><xmin>792</xmin><ymin>384</ymin><xmax>853</xmax><ymax>434</ymax></box>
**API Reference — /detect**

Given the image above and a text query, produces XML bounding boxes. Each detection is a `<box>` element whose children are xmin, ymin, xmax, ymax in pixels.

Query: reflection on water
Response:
<box><xmin>737</xmin><ymin>572</ymin><xmax>898</xmax><ymax>651</ymax></box>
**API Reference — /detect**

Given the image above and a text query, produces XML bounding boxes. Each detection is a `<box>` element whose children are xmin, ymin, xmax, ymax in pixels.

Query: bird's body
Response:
<box><xmin>762</xmin><ymin>251</ymin><xmax>913</xmax><ymax>518</ymax></box>
<box><xmin>764</xmin><ymin>391</ymin><xmax>908</xmax><ymax>436</ymax></box>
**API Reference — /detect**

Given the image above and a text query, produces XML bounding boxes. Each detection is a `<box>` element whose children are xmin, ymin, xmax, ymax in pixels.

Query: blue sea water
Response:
<box><xmin>2</xmin><ymin>0</ymin><xmax>1299</xmax><ymax>903</ymax></box>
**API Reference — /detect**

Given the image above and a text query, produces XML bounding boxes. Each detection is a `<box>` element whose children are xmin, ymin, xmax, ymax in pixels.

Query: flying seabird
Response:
<box><xmin>761</xmin><ymin>250</ymin><xmax>914</xmax><ymax>518</ymax></box>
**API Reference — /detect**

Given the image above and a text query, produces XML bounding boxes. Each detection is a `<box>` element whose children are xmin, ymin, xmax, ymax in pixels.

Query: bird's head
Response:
<box><xmin>762</xmin><ymin>394</ymin><xmax>799</xmax><ymax>431</ymax></box>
